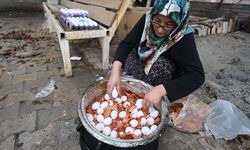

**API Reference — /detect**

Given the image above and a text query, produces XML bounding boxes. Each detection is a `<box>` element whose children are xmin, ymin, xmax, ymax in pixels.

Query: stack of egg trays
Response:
<box><xmin>60</xmin><ymin>9</ymin><xmax>99</xmax><ymax>30</ymax></box>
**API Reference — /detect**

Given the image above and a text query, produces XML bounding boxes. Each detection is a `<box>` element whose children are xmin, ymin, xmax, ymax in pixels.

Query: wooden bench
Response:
<box><xmin>43</xmin><ymin>0</ymin><xmax>129</xmax><ymax>76</ymax></box>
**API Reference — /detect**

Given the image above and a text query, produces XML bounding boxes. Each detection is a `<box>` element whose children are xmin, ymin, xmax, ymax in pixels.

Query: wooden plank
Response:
<box><xmin>43</xmin><ymin>3</ymin><xmax>65</xmax><ymax>33</ymax></box>
<box><xmin>60</xmin><ymin>0</ymin><xmax>116</xmax><ymax>27</ymax></box>
<box><xmin>64</xmin><ymin>27</ymin><xmax>107</xmax><ymax>40</ymax></box>
<box><xmin>73</xmin><ymin>0</ymin><xmax>122</xmax><ymax>10</ymax></box>
<box><xmin>43</xmin><ymin>3</ymin><xmax>72</xmax><ymax>76</ymax></box>
<box><xmin>58</xmin><ymin>37</ymin><xmax>72</xmax><ymax>76</ymax></box>
<box><xmin>47</xmin><ymin>3</ymin><xmax>60</xmax><ymax>13</ymax></box>
<box><xmin>106</xmin><ymin>0</ymin><xmax>129</xmax><ymax>41</ymax></box>
<box><xmin>190</xmin><ymin>0</ymin><xmax>250</xmax><ymax>4</ymax></box>
<box><xmin>117</xmin><ymin>7</ymin><xmax>151</xmax><ymax>40</ymax></box>
<box><xmin>146</xmin><ymin>0</ymin><xmax>152</xmax><ymax>7</ymax></box>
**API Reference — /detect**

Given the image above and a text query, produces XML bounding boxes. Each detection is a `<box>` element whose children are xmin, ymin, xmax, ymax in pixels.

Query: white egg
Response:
<box><xmin>111</xmin><ymin>110</ymin><xmax>118</xmax><ymax>119</ymax></box>
<box><xmin>101</xmin><ymin>101</ymin><xmax>108</xmax><ymax>109</ymax></box>
<box><xmin>120</xmin><ymin>132</ymin><xmax>124</xmax><ymax>136</ymax></box>
<box><xmin>125</xmin><ymin>127</ymin><xmax>134</xmax><ymax>133</ymax></box>
<box><xmin>119</xmin><ymin>111</ymin><xmax>127</xmax><ymax>118</ymax></box>
<box><xmin>86</xmin><ymin>113</ymin><xmax>93</xmax><ymax>122</ymax></box>
<box><xmin>92</xmin><ymin>102</ymin><xmax>100</xmax><ymax>110</ymax></box>
<box><xmin>141</xmin><ymin>126</ymin><xmax>151</xmax><ymax>135</ymax></box>
<box><xmin>137</xmin><ymin>110</ymin><xmax>144</xmax><ymax>118</ymax></box>
<box><xmin>150</xmin><ymin>110</ymin><xmax>159</xmax><ymax>118</ymax></box>
<box><xmin>123</xmin><ymin>102</ymin><xmax>131</xmax><ymax>108</ymax></box>
<box><xmin>91</xmin><ymin>122</ymin><xmax>95</xmax><ymax>127</ymax></box>
<box><xmin>147</xmin><ymin>117</ymin><xmax>154</xmax><ymax>125</ymax></box>
<box><xmin>148</xmin><ymin>107</ymin><xmax>156</xmax><ymax>113</ymax></box>
<box><xmin>150</xmin><ymin>125</ymin><xmax>158</xmax><ymax>132</ymax></box>
<box><xmin>97</xmin><ymin>115</ymin><xmax>104</xmax><ymax>123</ymax></box>
<box><xmin>131</xmin><ymin>109</ymin><xmax>138</xmax><ymax>118</ymax></box>
<box><xmin>130</xmin><ymin>119</ymin><xmax>138</xmax><ymax>128</ymax></box>
<box><xmin>103</xmin><ymin>126</ymin><xmax>111</xmax><ymax>136</ymax></box>
<box><xmin>136</xmin><ymin>103</ymin><xmax>142</xmax><ymax>109</ymax></box>
<box><xmin>97</xmin><ymin>108</ymin><xmax>104</xmax><ymax>115</ymax></box>
<box><xmin>104</xmin><ymin>93</ymin><xmax>110</xmax><ymax>100</ymax></box>
<box><xmin>121</xmin><ymin>95</ymin><xmax>127</xmax><ymax>101</ymax></box>
<box><xmin>95</xmin><ymin>123</ymin><xmax>104</xmax><ymax>132</ymax></box>
<box><xmin>141</xmin><ymin>118</ymin><xmax>147</xmax><ymax>126</ymax></box>
<box><xmin>133</xmin><ymin>129</ymin><xmax>142</xmax><ymax>137</ymax></box>
<box><xmin>109</xmin><ymin>100</ymin><xmax>114</xmax><ymax>106</ymax></box>
<box><xmin>103</xmin><ymin>117</ymin><xmax>112</xmax><ymax>126</ymax></box>
<box><xmin>112</xmin><ymin>87</ymin><xmax>118</xmax><ymax>98</ymax></box>
<box><xmin>110</xmin><ymin>130</ymin><xmax>117</xmax><ymax>138</ymax></box>
<box><xmin>115</xmin><ymin>98</ymin><xmax>122</xmax><ymax>104</ymax></box>
<box><xmin>136</xmin><ymin>99</ymin><xmax>143</xmax><ymax>104</ymax></box>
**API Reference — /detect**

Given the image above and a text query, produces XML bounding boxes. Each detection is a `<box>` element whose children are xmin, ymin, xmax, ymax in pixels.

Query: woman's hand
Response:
<box><xmin>143</xmin><ymin>84</ymin><xmax>167</xmax><ymax>107</ymax></box>
<box><xmin>107</xmin><ymin>61</ymin><xmax>122</xmax><ymax>95</ymax></box>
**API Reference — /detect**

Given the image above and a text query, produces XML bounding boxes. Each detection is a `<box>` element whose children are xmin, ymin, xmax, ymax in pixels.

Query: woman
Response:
<box><xmin>107</xmin><ymin>0</ymin><xmax>205</xmax><ymax>107</ymax></box>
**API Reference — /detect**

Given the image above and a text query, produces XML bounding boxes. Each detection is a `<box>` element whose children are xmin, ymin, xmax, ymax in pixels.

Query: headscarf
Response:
<box><xmin>138</xmin><ymin>0</ymin><xmax>193</xmax><ymax>74</ymax></box>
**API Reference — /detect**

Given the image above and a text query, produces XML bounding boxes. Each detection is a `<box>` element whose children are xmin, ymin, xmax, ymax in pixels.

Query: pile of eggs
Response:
<box><xmin>86</xmin><ymin>87</ymin><xmax>161</xmax><ymax>139</ymax></box>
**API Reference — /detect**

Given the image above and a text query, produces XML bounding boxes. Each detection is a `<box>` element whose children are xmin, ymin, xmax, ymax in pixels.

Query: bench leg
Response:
<box><xmin>58</xmin><ymin>36</ymin><xmax>72</xmax><ymax>77</ymax></box>
<box><xmin>99</xmin><ymin>37</ymin><xmax>110</xmax><ymax>70</ymax></box>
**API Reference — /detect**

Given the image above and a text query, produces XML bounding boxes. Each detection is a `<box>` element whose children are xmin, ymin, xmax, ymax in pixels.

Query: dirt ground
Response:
<box><xmin>0</xmin><ymin>10</ymin><xmax>249</xmax><ymax>150</ymax></box>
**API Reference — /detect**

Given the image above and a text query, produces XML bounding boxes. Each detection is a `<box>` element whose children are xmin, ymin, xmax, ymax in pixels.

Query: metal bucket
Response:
<box><xmin>78</xmin><ymin>77</ymin><xmax>169</xmax><ymax>148</ymax></box>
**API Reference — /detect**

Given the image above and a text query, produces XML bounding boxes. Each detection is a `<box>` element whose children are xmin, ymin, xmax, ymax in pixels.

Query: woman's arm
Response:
<box><xmin>107</xmin><ymin>15</ymin><xmax>146</xmax><ymax>95</ymax></box>
<box><xmin>163</xmin><ymin>33</ymin><xmax>205</xmax><ymax>102</ymax></box>
<box><xmin>113</xmin><ymin>14</ymin><xmax>146</xmax><ymax>65</ymax></box>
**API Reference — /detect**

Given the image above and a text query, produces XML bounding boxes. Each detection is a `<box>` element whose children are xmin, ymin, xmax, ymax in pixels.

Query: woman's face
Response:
<box><xmin>151</xmin><ymin>14</ymin><xmax>177</xmax><ymax>37</ymax></box>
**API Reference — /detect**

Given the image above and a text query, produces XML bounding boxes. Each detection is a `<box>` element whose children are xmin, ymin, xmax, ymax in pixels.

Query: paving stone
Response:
<box><xmin>19</xmin><ymin>97</ymin><xmax>53</xmax><ymax>115</ymax></box>
<box><xmin>57</xmin><ymin>119</ymin><xmax>79</xmax><ymax>150</ymax></box>
<box><xmin>26</xmin><ymin>64</ymin><xmax>47</xmax><ymax>73</ymax></box>
<box><xmin>0</xmin><ymin>91</ymin><xmax>35</xmax><ymax>109</ymax></box>
<box><xmin>61</xmin><ymin>71</ymin><xmax>96</xmax><ymax>91</ymax></box>
<box><xmin>0</xmin><ymin>103</ymin><xmax>19</xmax><ymax>122</ymax></box>
<box><xmin>12</xmin><ymin>67</ymin><xmax>27</xmax><ymax>75</ymax></box>
<box><xmin>0</xmin><ymin>111</ymin><xmax>36</xmax><ymax>137</ymax></box>
<box><xmin>0</xmin><ymin>82</ymin><xmax>23</xmax><ymax>98</ymax></box>
<box><xmin>158</xmin><ymin>127</ymin><xmax>232</xmax><ymax>150</ymax></box>
<box><xmin>37</xmin><ymin>71</ymin><xmax>54</xmax><ymax>80</ymax></box>
<box><xmin>53</xmin><ymin>82</ymin><xmax>80</xmax><ymax>107</ymax></box>
<box><xmin>12</xmin><ymin>72</ymin><xmax>37</xmax><ymax>84</ymax></box>
<box><xmin>37</xmin><ymin>101</ymin><xmax>78</xmax><ymax>130</ymax></box>
<box><xmin>0</xmin><ymin>135</ymin><xmax>15</xmax><ymax>150</ymax></box>
<box><xmin>0</xmin><ymin>71</ymin><xmax>13</xmax><ymax>87</ymax></box>
<box><xmin>48</xmin><ymin>63</ymin><xmax>63</xmax><ymax>71</ymax></box>
<box><xmin>23</xmin><ymin>79</ymin><xmax>49</xmax><ymax>91</ymax></box>
<box><xmin>16</xmin><ymin>123</ymin><xmax>59</xmax><ymax>150</ymax></box>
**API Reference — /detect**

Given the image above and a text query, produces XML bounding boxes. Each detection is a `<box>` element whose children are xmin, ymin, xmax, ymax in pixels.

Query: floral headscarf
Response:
<box><xmin>138</xmin><ymin>0</ymin><xmax>193</xmax><ymax>74</ymax></box>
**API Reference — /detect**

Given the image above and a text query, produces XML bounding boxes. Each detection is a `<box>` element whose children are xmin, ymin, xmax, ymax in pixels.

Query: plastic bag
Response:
<box><xmin>168</xmin><ymin>94</ymin><xmax>209</xmax><ymax>133</ymax></box>
<box><xmin>204</xmin><ymin>100</ymin><xmax>250</xmax><ymax>140</ymax></box>
<box><xmin>35</xmin><ymin>80</ymin><xmax>55</xmax><ymax>98</ymax></box>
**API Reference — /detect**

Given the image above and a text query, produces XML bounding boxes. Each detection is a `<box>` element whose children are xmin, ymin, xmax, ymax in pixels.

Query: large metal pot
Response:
<box><xmin>78</xmin><ymin>77</ymin><xmax>169</xmax><ymax>148</ymax></box>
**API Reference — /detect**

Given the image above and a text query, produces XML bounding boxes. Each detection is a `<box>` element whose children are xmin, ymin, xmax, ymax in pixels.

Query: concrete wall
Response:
<box><xmin>0</xmin><ymin>0</ymin><xmax>47</xmax><ymax>11</ymax></box>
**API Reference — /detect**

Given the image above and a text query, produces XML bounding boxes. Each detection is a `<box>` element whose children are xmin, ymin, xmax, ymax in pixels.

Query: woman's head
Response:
<box><xmin>150</xmin><ymin>0</ymin><xmax>190</xmax><ymax>38</ymax></box>
<box><xmin>151</xmin><ymin>14</ymin><xmax>177</xmax><ymax>37</ymax></box>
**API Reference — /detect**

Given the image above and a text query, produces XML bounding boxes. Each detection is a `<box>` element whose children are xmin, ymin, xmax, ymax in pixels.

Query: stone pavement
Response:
<box><xmin>0</xmin><ymin>10</ymin><xmax>250</xmax><ymax>150</ymax></box>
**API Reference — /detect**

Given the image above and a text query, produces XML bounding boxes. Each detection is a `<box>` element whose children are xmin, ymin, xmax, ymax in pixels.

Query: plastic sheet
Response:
<box><xmin>35</xmin><ymin>80</ymin><xmax>55</xmax><ymax>98</ymax></box>
<box><xmin>168</xmin><ymin>94</ymin><xmax>209</xmax><ymax>133</ymax></box>
<box><xmin>204</xmin><ymin>100</ymin><xmax>250</xmax><ymax>140</ymax></box>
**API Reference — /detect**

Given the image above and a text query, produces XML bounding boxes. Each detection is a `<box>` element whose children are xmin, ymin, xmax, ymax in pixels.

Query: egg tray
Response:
<box><xmin>55</xmin><ymin>13</ymin><xmax>100</xmax><ymax>31</ymax></box>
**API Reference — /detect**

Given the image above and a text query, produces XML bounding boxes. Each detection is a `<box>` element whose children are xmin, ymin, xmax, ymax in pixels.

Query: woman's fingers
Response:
<box><xmin>107</xmin><ymin>82</ymin><xmax>114</xmax><ymax>96</ymax></box>
<box><xmin>143</xmin><ymin>97</ymin><xmax>153</xmax><ymax>108</ymax></box>
<box><xmin>117</xmin><ymin>81</ymin><xmax>121</xmax><ymax>93</ymax></box>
